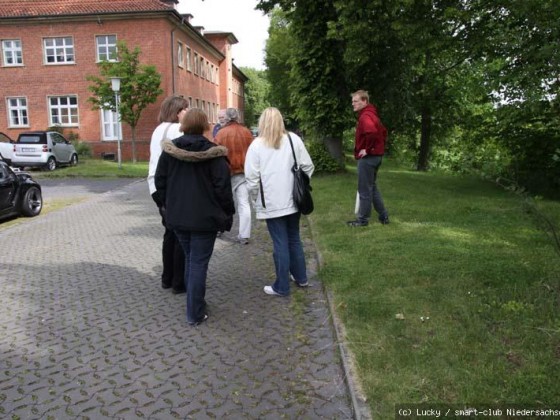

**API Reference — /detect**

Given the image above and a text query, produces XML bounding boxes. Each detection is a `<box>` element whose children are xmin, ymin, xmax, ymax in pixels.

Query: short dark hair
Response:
<box><xmin>180</xmin><ymin>108</ymin><xmax>210</xmax><ymax>134</ymax></box>
<box><xmin>158</xmin><ymin>96</ymin><xmax>189</xmax><ymax>123</ymax></box>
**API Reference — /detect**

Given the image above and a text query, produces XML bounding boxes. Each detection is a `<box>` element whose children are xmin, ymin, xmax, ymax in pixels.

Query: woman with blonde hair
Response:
<box><xmin>155</xmin><ymin>108</ymin><xmax>235</xmax><ymax>325</ymax></box>
<box><xmin>244</xmin><ymin>107</ymin><xmax>315</xmax><ymax>296</ymax></box>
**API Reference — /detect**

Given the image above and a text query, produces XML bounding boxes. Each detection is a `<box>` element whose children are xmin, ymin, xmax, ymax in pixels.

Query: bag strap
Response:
<box><xmin>259</xmin><ymin>175</ymin><xmax>266</xmax><ymax>208</ymax></box>
<box><xmin>161</xmin><ymin>123</ymin><xmax>173</xmax><ymax>145</ymax></box>
<box><xmin>287</xmin><ymin>133</ymin><xmax>298</xmax><ymax>169</ymax></box>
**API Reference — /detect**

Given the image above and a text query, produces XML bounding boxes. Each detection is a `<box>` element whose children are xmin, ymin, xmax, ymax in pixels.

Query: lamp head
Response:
<box><xmin>110</xmin><ymin>77</ymin><xmax>121</xmax><ymax>92</ymax></box>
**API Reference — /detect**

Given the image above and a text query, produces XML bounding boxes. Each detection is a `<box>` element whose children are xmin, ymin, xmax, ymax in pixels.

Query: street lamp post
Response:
<box><xmin>110</xmin><ymin>77</ymin><xmax>122</xmax><ymax>169</ymax></box>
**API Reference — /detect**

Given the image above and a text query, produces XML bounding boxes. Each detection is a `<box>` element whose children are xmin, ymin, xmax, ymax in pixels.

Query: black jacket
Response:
<box><xmin>154</xmin><ymin>134</ymin><xmax>235</xmax><ymax>232</ymax></box>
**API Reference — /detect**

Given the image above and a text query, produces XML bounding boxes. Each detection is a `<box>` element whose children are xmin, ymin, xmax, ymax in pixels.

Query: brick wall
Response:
<box><xmin>0</xmin><ymin>14</ymin><xmax>245</xmax><ymax>162</ymax></box>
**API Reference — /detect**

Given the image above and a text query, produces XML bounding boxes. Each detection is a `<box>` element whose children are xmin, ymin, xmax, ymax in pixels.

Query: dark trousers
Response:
<box><xmin>152</xmin><ymin>193</ymin><xmax>185</xmax><ymax>291</ymax></box>
<box><xmin>174</xmin><ymin>230</ymin><xmax>217</xmax><ymax>324</ymax></box>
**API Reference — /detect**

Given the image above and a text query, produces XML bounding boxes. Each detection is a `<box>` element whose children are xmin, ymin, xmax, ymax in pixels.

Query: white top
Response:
<box><xmin>147</xmin><ymin>122</ymin><xmax>183</xmax><ymax>195</ymax></box>
<box><xmin>244</xmin><ymin>132</ymin><xmax>314</xmax><ymax>219</ymax></box>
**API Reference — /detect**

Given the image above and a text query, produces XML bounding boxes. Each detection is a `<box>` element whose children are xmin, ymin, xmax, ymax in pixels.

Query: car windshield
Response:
<box><xmin>18</xmin><ymin>135</ymin><xmax>45</xmax><ymax>144</ymax></box>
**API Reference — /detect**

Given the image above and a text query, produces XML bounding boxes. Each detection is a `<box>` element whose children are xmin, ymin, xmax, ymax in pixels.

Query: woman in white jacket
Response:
<box><xmin>244</xmin><ymin>107</ymin><xmax>315</xmax><ymax>296</ymax></box>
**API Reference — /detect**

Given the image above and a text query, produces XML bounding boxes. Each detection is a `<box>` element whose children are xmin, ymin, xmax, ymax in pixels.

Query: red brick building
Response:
<box><xmin>0</xmin><ymin>0</ymin><xmax>248</xmax><ymax>160</ymax></box>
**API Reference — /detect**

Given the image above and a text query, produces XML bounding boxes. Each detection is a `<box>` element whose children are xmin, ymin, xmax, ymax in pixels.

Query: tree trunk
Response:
<box><xmin>323</xmin><ymin>136</ymin><xmax>344</xmax><ymax>166</ymax></box>
<box><xmin>417</xmin><ymin>106</ymin><xmax>432</xmax><ymax>171</ymax></box>
<box><xmin>131</xmin><ymin>125</ymin><xmax>137</xmax><ymax>164</ymax></box>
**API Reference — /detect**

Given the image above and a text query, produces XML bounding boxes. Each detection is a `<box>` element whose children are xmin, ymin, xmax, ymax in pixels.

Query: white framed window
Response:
<box><xmin>195</xmin><ymin>98</ymin><xmax>200</xmax><ymax>109</ymax></box>
<box><xmin>48</xmin><ymin>96</ymin><xmax>79</xmax><ymax>126</ymax></box>
<box><xmin>44</xmin><ymin>37</ymin><xmax>74</xmax><ymax>64</ymax></box>
<box><xmin>200</xmin><ymin>56</ymin><xmax>205</xmax><ymax>79</ymax></box>
<box><xmin>101</xmin><ymin>108</ymin><xmax>122</xmax><ymax>141</ymax></box>
<box><xmin>206</xmin><ymin>61</ymin><xmax>211</xmax><ymax>81</ymax></box>
<box><xmin>96</xmin><ymin>35</ymin><xmax>117</xmax><ymax>62</ymax></box>
<box><xmin>215</xmin><ymin>67</ymin><xmax>219</xmax><ymax>85</ymax></box>
<box><xmin>2</xmin><ymin>39</ymin><xmax>23</xmax><ymax>66</ymax></box>
<box><xmin>7</xmin><ymin>97</ymin><xmax>29</xmax><ymax>127</ymax></box>
<box><xmin>186</xmin><ymin>47</ymin><xmax>192</xmax><ymax>72</ymax></box>
<box><xmin>194</xmin><ymin>52</ymin><xmax>199</xmax><ymax>75</ymax></box>
<box><xmin>188</xmin><ymin>96</ymin><xmax>193</xmax><ymax>108</ymax></box>
<box><xmin>177</xmin><ymin>41</ymin><xmax>184</xmax><ymax>68</ymax></box>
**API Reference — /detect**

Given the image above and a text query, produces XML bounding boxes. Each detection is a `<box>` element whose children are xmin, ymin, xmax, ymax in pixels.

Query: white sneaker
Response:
<box><xmin>290</xmin><ymin>274</ymin><xmax>309</xmax><ymax>287</ymax></box>
<box><xmin>263</xmin><ymin>285</ymin><xmax>282</xmax><ymax>296</ymax></box>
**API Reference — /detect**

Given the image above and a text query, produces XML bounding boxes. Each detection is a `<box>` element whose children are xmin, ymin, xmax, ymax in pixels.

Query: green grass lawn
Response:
<box><xmin>30</xmin><ymin>157</ymin><xmax>148</xmax><ymax>178</ymax></box>
<box><xmin>308</xmin><ymin>160</ymin><xmax>560</xmax><ymax>417</ymax></box>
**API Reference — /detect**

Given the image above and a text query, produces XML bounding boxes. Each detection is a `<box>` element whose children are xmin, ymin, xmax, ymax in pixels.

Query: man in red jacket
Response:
<box><xmin>347</xmin><ymin>89</ymin><xmax>389</xmax><ymax>227</ymax></box>
<box><xmin>214</xmin><ymin>108</ymin><xmax>254</xmax><ymax>243</ymax></box>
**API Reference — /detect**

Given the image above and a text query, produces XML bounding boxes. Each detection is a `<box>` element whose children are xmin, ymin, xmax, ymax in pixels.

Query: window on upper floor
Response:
<box><xmin>96</xmin><ymin>35</ymin><xmax>117</xmax><ymax>62</ymax></box>
<box><xmin>186</xmin><ymin>47</ymin><xmax>192</xmax><ymax>72</ymax></box>
<box><xmin>200</xmin><ymin>56</ymin><xmax>205</xmax><ymax>79</ymax></box>
<box><xmin>195</xmin><ymin>98</ymin><xmax>200</xmax><ymax>109</ymax></box>
<box><xmin>44</xmin><ymin>37</ymin><xmax>74</xmax><ymax>64</ymax></box>
<box><xmin>48</xmin><ymin>96</ymin><xmax>79</xmax><ymax>126</ymax></box>
<box><xmin>206</xmin><ymin>61</ymin><xmax>211</xmax><ymax>81</ymax></box>
<box><xmin>188</xmin><ymin>96</ymin><xmax>193</xmax><ymax>108</ymax></box>
<box><xmin>193</xmin><ymin>52</ymin><xmax>199</xmax><ymax>75</ymax></box>
<box><xmin>2</xmin><ymin>39</ymin><xmax>23</xmax><ymax>66</ymax></box>
<box><xmin>7</xmin><ymin>97</ymin><xmax>29</xmax><ymax>127</ymax></box>
<box><xmin>177</xmin><ymin>41</ymin><xmax>184</xmax><ymax>68</ymax></box>
<box><xmin>215</xmin><ymin>67</ymin><xmax>219</xmax><ymax>85</ymax></box>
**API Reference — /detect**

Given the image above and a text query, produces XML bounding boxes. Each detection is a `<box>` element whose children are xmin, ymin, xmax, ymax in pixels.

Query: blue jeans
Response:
<box><xmin>174</xmin><ymin>230</ymin><xmax>217</xmax><ymax>324</ymax></box>
<box><xmin>265</xmin><ymin>212</ymin><xmax>308</xmax><ymax>295</ymax></box>
<box><xmin>357</xmin><ymin>155</ymin><xmax>388</xmax><ymax>223</ymax></box>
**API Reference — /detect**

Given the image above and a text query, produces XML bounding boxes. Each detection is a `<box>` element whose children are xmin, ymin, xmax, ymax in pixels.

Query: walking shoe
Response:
<box><xmin>188</xmin><ymin>314</ymin><xmax>208</xmax><ymax>326</ymax></box>
<box><xmin>172</xmin><ymin>288</ymin><xmax>186</xmax><ymax>295</ymax></box>
<box><xmin>379</xmin><ymin>216</ymin><xmax>390</xmax><ymax>225</ymax></box>
<box><xmin>161</xmin><ymin>282</ymin><xmax>172</xmax><ymax>290</ymax></box>
<box><xmin>290</xmin><ymin>274</ymin><xmax>309</xmax><ymax>288</ymax></box>
<box><xmin>263</xmin><ymin>285</ymin><xmax>283</xmax><ymax>296</ymax></box>
<box><xmin>347</xmin><ymin>220</ymin><xmax>368</xmax><ymax>227</ymax></box>
<box><xmin>237</xmin><ymin>237</ymin><xmax>250</xmax><ymax>245</ymax></box>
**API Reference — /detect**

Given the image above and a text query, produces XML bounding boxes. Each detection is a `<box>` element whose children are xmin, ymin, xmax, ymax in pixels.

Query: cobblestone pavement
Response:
<box><xmin>0</xmin><ymin>180</ymin><xmax>356</xmax><ymax>419</ymax></box>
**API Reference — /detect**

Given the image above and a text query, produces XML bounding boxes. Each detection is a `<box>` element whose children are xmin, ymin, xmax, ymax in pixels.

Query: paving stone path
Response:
<box><xmin>0</xmin><ymin>180</ymin><xmax>357</xmax><ymax>419</ymax></box>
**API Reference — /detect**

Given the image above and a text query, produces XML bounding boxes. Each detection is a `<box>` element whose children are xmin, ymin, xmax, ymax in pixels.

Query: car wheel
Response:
<box><xmin>21</xmin><ymin>186</ymin><xmax>43</xmax><ymax>217</ymax></box>
<box><xmin>70</xmin><ymin>153</ymin><xmax>78</xmax><ymax>166</ymax></box>
<box><xmin>46</xmin><ymin>156</ymin><xmax>56</xmax><ymax>171</ymax></box>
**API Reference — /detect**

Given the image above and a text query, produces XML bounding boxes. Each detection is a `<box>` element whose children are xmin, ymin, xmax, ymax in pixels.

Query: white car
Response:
<box><xmin>0</xmin><ymin>132</ymin><xmax>15</xmax><ymax>165</ymax></box>
<box><xmin>12</xmin><ymin>131</ymin><xmax>78</xmax><ymax>171</ymax></box>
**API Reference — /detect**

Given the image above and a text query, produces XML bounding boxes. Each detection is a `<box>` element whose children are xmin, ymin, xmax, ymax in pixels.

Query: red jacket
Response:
<box><xmin>354</xmin><ymin>104</ymin><xmax>387</xmax><ymax>159</ymax></box>
<box><xmin>214</xmin><ymin>122</ymin><xmax>254</xmax><ymax>175</ymax></box>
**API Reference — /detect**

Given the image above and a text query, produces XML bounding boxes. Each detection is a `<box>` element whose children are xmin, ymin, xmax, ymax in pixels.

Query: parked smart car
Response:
<box><xmin>12</xmin><ymin>131</ymin><xmax>78</xmax><ymax>171</ymax></box>
<box><xmin>0</xmin><ymin>132</ymin><xmax>15</xmax><ymax>165</ymax></box>
<box><xmin>0</xmin><ymin>160</ymin><xmax>43</xmax><ymax>221</ymax></box>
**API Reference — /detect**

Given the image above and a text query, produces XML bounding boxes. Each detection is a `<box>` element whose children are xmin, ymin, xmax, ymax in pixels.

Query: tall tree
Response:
<box><xmin>87</xmin><ymin>41</ymin><xmax>162</xmax><ymax>163</ymax></box>
<box><xmin>239</xmin><ymin>67</ymin><xmax>270</xmax><ymax>127</ymax></box>
<box><xmin>258</xmin><ymin>0</ymin><xmax>349</xmax><ymax>164</ymax></box>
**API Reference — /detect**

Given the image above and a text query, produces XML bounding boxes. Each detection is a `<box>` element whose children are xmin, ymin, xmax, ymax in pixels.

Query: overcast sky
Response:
<box><xmin>177</xmin><ymin>0</ymin><xmax>270</xmax><ymax>70</ymax></box>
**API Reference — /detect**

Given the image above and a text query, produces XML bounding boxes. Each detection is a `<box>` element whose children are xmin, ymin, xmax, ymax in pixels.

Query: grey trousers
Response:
<box><xmin>357</xmin><ymin>155</ymin><xmax>388</xmax><ymax>223</ymax></box>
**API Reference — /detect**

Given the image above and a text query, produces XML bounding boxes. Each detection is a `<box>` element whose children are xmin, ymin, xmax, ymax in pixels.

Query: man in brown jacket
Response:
<box><xmin>214</xmin><ymin>108</ymin><xmax>254</xmax><ymax>243</ymax></box>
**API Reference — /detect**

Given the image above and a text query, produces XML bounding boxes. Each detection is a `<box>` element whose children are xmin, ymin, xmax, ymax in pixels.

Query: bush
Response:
<box><xmin>73</xmin><ymin>140</ymin><xmax>92</xmax><ymax>158</ymax></box>
<box><xmin>306</xmin><ymin>140</ymin><xmax>344</xmax><ymax>174</ymax></box>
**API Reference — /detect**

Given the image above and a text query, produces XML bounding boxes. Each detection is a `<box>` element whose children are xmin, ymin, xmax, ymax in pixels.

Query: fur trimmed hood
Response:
<box><xmin>161</xmin><ymin>138</ymin><xmax>228</xmax><ymax>163</ymax></box>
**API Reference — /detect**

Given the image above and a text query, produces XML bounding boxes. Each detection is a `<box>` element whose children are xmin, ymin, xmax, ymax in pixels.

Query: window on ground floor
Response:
<box><xmin>100</xmin><ymin>108</ymin><xmax>122</xmax><ymax>141</ymax></box>
<box><xmin>7</xmin><ymin>97</ymin><xmax>29</xmax><ymax>127</ymax></box>
<box><xmin>48</xmin><ymin>96</ymin><xmax>78</xmax><ymax>126</ymax></box>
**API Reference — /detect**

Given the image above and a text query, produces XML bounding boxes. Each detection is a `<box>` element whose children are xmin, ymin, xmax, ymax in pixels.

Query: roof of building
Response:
<box><xmin>0</xmin><ymin>0</ymin><xmax>176</xmax><ymax>18</ymax></box>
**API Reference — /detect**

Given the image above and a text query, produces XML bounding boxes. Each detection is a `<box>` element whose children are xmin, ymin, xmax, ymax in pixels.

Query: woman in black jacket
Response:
<box><xmin>155</xmin><ymin>108</ymin><xmax>235</xmax><ymax>326</ymax></box>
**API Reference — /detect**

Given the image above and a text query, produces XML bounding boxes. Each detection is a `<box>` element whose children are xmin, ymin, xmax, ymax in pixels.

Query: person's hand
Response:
<box><xmin>358</xmin><ymin>149</ymin><xmax>367</xmax><ymax>158</ymax></box>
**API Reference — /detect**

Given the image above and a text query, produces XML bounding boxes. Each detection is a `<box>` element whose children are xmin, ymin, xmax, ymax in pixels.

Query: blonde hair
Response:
<box><xmin>351</xmin><ymin>89</ymin><xmax>369</xmax><ymax>102</ymax></box>
<box><xmin>257</xmin><ymin>107</ymin><xmax>286</xmax><ymax>149</ymax></box>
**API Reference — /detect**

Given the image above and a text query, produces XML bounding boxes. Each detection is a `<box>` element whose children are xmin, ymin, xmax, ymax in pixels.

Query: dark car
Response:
<box><xmin>0</xmin><ymin>161</ymin><xmax>43</xmax><ymax>221</ymax></box>
<box><xmin>12</xmin><ymin>131</ymin><xmax>78</xmax><ymax>171</ymax></box>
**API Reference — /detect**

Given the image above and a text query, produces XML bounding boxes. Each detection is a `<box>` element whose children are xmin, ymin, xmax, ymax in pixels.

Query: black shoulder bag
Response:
<box><xmin>287</xmin><ymin>133</ymin><xmax>314</xmax><ymax>215</ymax></box>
